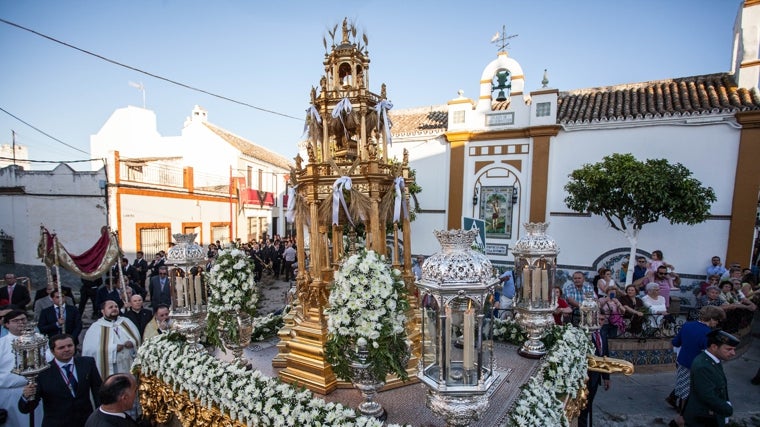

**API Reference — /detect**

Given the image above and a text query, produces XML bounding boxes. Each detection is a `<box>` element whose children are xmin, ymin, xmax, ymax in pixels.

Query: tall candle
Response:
<box><xmin>522</xmin><ymin>268</ymin><xmax>530</xmax><ymax>301</ymax></box>
<box><xmin>540</xmin><ymin>270</ymin><xmax>549</xmax><ymax>302</ymax></box>
<box><xmin>531</xmin><ymin>269</ymin><xmax>541</xmax><ymax>302</ymax></box>
<box><xmin>194</xmin><ymin>276</ymin><xmax>202</xmax><ymax>308</ymax></box>
<box><xmin>463</xmin><ymin>306</ymin><xmax>474</xmax><ymax>370</ymax></box>
<box><xmin>188</xmin><ymin>277</ymin><xmax>196</xmax><ymax>307</ymax></box>
<box><xmin>445</xmin><ymin>306</ymin><xmax>452</xmax><ymax>366</ymax></box>
<box><xmin>177</xmin><ymin>279</ymin><xmax>185</xmax><ymax>308</ymax></box>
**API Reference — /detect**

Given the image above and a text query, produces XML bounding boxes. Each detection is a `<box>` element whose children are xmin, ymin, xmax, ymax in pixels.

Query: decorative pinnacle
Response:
<box><xmin>542</xmin><ymin>69</ymin><xmax>549</xmax><ymax>88</ymax></box>
<box><xmin>490</xmin><ymin>25</ymin><xmax>518</xmax><ymax>52</ymax></box>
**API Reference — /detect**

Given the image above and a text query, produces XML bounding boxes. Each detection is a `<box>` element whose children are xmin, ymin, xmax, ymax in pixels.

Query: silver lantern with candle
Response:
<box><xmin>513</xmin><ymin>222</ymin><xmax>559</xmax><ymax>358</ymax></box>
<box><xmin>12</xmin><ymin>321</ymin><xmax>49</xmax><ymax>405</ymax></box>
<box><xmin>415</xmin><ymin>229</ymin><xmax>499</xmax><ymax>426</ymax></box>
<box><xmin>166</xmin><ymin>233</ymin><xmax>207</xmax><ymax>348</ymax></box>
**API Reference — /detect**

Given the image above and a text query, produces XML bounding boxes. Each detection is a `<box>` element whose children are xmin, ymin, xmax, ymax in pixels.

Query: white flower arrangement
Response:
<box><xmin>134</xmin><ymin>333</ymin><xmax>409</xmax><ymax>427</ymax></box>
<box><xmin>499</xmin><ymin>322</ymin><xmax>593</xmax><ymax>427</ymax></box>
<box><xmin>325</xmin><ymin>250</ymin><xmax>410</xmax><ymax>382</ymax></box>
<box><xmin>249</xmin><ymin>311</ymin><xmax>285</xmax><ymax>342</ymax></box>
<box><xmin>204</xmin><ymin>248</ymin><xmax>259</xmax><ymax>347</ymax></box>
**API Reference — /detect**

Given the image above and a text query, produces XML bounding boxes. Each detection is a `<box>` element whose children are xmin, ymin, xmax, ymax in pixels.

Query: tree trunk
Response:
<box><xmin>624</xmin><ymin>228</ymin><xmax>640</xmax><ymax>286</ymax></box>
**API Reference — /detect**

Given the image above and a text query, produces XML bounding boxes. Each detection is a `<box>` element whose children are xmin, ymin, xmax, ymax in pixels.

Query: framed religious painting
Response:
<box><xmin>478</xmin><ymin>186</ymin><xmax>516</xmax><ymax>239</ymax></box>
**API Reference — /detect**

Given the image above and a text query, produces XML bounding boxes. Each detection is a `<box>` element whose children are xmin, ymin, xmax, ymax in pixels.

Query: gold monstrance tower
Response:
<box><xmin>275</xmin><ymin>18</ymin><xmax>420</xmax><ymax>394</ymax></box>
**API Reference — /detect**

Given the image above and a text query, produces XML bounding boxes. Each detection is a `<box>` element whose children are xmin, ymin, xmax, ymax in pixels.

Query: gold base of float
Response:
<box><xmin>139</xmin><ymin>374</ymin><xmax>245</xmax><ymax>427</ymax></box>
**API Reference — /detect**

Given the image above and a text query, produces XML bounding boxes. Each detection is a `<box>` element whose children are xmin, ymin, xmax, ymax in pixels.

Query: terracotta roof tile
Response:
<box><xmin>558</xmin><ymin>73</ymin><xmax>760</xmax><ymax>124</ymax></box>
<box><xmin>203</xmin><ymin>122</ymin><xmax>292</xmax><ymax>170</ymax></box>
<box><xmin>389</xmin><ymin>105</ymin><xmax>448</xmax><ymax>137</ymax></box>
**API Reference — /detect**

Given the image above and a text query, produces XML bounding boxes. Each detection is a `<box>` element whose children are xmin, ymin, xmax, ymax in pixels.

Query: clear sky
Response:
<box><xmin>0</xmin><ymin>0</ymin><xmax>744</xmax><ymax>168</ymax></box>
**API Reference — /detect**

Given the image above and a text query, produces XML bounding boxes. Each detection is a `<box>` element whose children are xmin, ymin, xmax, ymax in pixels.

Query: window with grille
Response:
<box><xmin>536</xmin><ymin>102</ymin><xmax>551</xmax><ymax>117</ymax></box>
<box><xmin>138</xmin><ymin>225</ymin><xmax>170</xmax><ymax>259</ymax></box>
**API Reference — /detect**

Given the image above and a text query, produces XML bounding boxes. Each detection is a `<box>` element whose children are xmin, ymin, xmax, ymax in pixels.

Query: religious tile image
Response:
<box><xmin>479</xmin><ymin>186</ymin><xmax>515</xmax><ymax>239</ymax></box>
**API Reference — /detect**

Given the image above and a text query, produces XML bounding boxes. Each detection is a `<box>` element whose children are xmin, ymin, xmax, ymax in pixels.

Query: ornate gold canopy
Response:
<box><xmin>274</xmin><ymin>18</ymin><xmax>420</xmax><ymax>394</ymax></box>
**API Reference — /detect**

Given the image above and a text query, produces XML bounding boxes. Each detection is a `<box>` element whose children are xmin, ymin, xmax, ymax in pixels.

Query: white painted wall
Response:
<box><xmin>0</xmin><ymin>164</ymin><xmax>106</xmax><ymax>265</ymax></box>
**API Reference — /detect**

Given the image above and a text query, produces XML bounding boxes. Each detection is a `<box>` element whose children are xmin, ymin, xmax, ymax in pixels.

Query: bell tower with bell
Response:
<box><xmin>275</xmin><ymin>18</ymin><xmax>420</xmax><ymax>395</ymax></box>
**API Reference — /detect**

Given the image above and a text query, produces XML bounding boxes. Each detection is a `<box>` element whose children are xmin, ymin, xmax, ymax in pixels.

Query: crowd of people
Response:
<box><xmin>0</xmin><ymin>233</ymin><xmax>301</xmax><ymax>426</ymax></box>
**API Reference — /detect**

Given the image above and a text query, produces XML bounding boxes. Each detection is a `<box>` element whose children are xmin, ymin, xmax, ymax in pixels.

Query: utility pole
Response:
<box><xmin>11</xmin><ymin>130</ymin><xmax>16</xmax><ymax>166</ymax></box>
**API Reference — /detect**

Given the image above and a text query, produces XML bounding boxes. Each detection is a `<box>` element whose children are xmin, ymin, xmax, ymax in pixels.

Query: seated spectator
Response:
<box><xmin>706</xmin><ymin>256</ymin><xmax>727</xmax><ymax>279</ymax></box>
<box><xmin>635</xmin><ymin>265</ymin><xmax>680</xmax><ymax>309</ymax></box>
<box><xmin>618</xmin><ymin>284</ymin><xmax>645</xmax><ymax>334</ymax></box>
<box><xmin>552</xmin><ymin>287</ymin><xmax>572</xmax><ymax>325</ymax></box>
<box><xmin>596</xmin><ymin>268</ymin><xmax>618</xmax><ymax>297</ymax></box>
<box><xmin>642</xmin><ymin>283</ymin><xmax>669</xmax><ymax>330</ymax></box>
<box><xmin>632</xmin><ymin>256</ymin><xmax>649</xmax><ymax>284</ymax></box>
<box><xmin>739</xmin><ymin>273</ymin><xmax>757</xmax><ymax>302</ymax></box>
<box><xmin>696</xmin><ymin>285</ymin><xmax>727</xmax><ymax>308</ymax></box>
<box><xmin>698</xmin><ymin>274</ymin><xmax>721</xmax><ymax>297</ymax></box>
<box><xmin>599</xmin><ymin>289</ymin><xmax>625</xmax><ymax>337</ymax></box>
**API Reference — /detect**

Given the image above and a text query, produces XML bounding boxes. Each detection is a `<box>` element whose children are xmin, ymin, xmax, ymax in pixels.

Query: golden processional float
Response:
<box><xmin>274</xmin><ymin>18</ymin><xmax>420</xmax><ymax>394</ymax></box>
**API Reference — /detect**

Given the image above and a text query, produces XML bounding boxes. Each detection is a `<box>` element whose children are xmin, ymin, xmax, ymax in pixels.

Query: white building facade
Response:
<box><xmin>91</xmin><ymin>105</ymin><xmax>292</xmax><ymax>259</ymax></box>
<box><xmin>388</xmin><ymin>1</ymin><xmax>760</xmax><ymax>306</ymax></box>
<box><xmin>0</xmin><ymin>163</ymin><xmax>107</xmax><ymax>281</ymax></box>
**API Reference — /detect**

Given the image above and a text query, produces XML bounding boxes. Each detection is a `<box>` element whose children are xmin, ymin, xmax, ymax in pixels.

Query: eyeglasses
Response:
<box><xmin>637</xmin><ymin>260</ymin><xmax>647</xmax><ymax>263</ymax></box>
<box><xmin>8</xmin><ymin>318</ymin><xmax>27</xmax><ymax>324</ymax></box>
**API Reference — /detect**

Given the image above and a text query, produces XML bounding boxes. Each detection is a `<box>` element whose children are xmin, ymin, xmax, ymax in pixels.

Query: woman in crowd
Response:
<box><xmin>596</xmin><ymin>268</ymin><xmax>618</xmax><ymax>297</ymax></box>
<box><xmin>698</xmin><ymin>274</ymin><xmax>721</xmax><ymax>297</ymax></box>
<box><xmin>599</xmin><ymin>289</ymin><xmax>626</xmax><ymax>337</ymax></box>
<box><xmin>642</xmin><ymin>282</ymin><xmax>669</xmax><ymax>330</ymax></box>
<box><xmin>696</xmin><ymin>285</ymin><xmax>727</xmax><ymax>308</ymax></box>
<box><xmin>552</xmin><ymin>286</ymin><xmax>572</xmax><ymax>325</ymax></box>
<box><xmin>618</xmin><ymin>284</ymin><xmax>645</xmax><ymax>335</ymax></box>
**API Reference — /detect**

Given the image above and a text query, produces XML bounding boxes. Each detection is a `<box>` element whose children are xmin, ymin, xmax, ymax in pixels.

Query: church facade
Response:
<box><xmin>388</xmin><ymin>0</ymin><xmax>760</xmax><ymax>303</ymax></box>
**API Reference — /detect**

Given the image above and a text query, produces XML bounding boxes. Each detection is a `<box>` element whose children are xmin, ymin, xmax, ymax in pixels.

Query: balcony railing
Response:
<box><xmin>120</xmin><ymin>163</ymin><xmax>184</xmax><ymax>187</ymax></box>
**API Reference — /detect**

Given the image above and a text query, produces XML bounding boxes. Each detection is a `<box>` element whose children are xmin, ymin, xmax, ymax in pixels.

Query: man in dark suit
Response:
<box><xmin>1</xmin><ymin>272</ymin><xmax>31</xmax><ymax>310</ymax></box>
<box><xmin>79</xmin><ymin>277</ymin><xmax>102</xmax><ymax>319</ymax></box>
<box><xmin>121</xmin><ymin>294</ymin><xmax>152</xmax><ymax>338</ymax></box>
<box><xmin>34</xmin><ymin>280</ymin><xmax>75</xmax><ymax>305</ymax></box>
<box><xmin>579</xmin><ymin>329</ymin><xmax>610</xmax><ymax>427</ymax></box>
<box><xmin>148</xmin><ymin>266</ymin><xmax>172</xmax><ymax>308</ymax></box>
<box><xmin>19</xmin><ymin>333</ymin><xmax>102</xmax><ymax>427</ymax></box>
<box><xmin>38</xmin><ymin>290</ymin><xmax>83</xmax><ymax>346</ymax></box>
<box><xmin>132</xmin><ymin>251</ymin><xmax>148</xmax><ymax>289</ymax></box>
<box><xmin>84</xmin><ymin>373</ymin><xmax>139</xmax><ymax>426</ymax></box>
<box><xmin>682</xmin><ymin>329</ymin><xmax>739</xmax><ymax>427</ymax></box>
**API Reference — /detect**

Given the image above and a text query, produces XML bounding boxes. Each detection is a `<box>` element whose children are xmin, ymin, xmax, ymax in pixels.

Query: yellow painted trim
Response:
<box><xmin>447</xmin><ymin>137</ymin><xmax>467</xmax><ymax>230</ymax></box>
<box><xmin>480</xmin><ymin>79</ymin><xmax>492</xmax><ymax>84</ymax></box>
<box><xmin>479</xmin><ymin>95</ymin><xmax>492</xmax><ymax>100</ymax></box>
<box><xmin>117</xmin><ymin>187</ymin><xmax>232</xmax><ymax>203</ymax></box>
<box><xmin>474</xmin><ymin>161</ymin><xmax>495</xmax><ymax>174</ymax></box>
<box><xmin>209</xmin><ymin>222</ymin><xmax>232</xmax><ymax>243</ymax></box>
<box><xmin>512</xmin><ymin>75</ymin><xmax>524</xmax><ymax>80</ymax></box>
<box><xmin>502</xmin><ymin>159</ymin><xmax>523</xmax><ymax>172</ymax></box>
<box><xmin>745</xmin><ymin>0</ymin><xmax>760</xmax><ymax>7</ymax></box>
<box><xmin>727</xmin><ymin>110</ymin><xmax>760</xmax><ymax>265</ymax></box>
<box><xmin>740</xmin><ymin>59</ymin><xmax>760</xmax><ymax>68</ymax></box>
<box><xmin>530</xmin><ymin>89</ymin><xmax>559</xmax><ymax>96</ymax></box>
<box><xmin>447</xmin><ymin>98</ymin><xmax>475</xmax><ymax>105</ymax></box>
<box><xmin>529</xmin><ymin>136</ymin><xmax>551</xmax><ymax>222</ymax></box>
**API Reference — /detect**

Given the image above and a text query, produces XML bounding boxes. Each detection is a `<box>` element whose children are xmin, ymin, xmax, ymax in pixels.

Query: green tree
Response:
<box><xmin>564</xmin><ymin>153</ymin><xmax>716</xmax><ymax>284</ymax></box>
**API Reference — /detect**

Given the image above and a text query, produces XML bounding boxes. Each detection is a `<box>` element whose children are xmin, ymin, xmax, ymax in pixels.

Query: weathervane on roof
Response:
<box><xmin>490</xmin><ymin>25</ymin><xmax>518</xmax><ymax>52</ymax></box>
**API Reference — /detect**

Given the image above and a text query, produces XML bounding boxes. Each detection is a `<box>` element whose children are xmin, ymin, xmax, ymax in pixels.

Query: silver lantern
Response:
<box><xmin>513</xmin><ymin>222</ymin><xmax>559</xmax><ymax>358</ymax></box>
<box><xmin>166</xmin><ymin>233</ymin><xmax>207</xmax><ymax>348</ymax></box>
<box><xmin>415</xmin><ymin>229</ymin><xmax>499</xmax><ymax>427</ymax></box>
<box><xmin>12</xmin><ymin>321</ymin><xmax>49</xmax><ymax>402</ymax></box>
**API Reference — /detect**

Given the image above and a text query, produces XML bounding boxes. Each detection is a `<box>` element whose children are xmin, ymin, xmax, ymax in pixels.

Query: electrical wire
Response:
<box><xmin>0</xmin><ymin>106</ymin><xmax>89</xmax><ymax>155</ymax></box>
<box><xmin>0</xmin><ymin>18</ymin><xmax>303</xmax><ymax>121</ymax></box>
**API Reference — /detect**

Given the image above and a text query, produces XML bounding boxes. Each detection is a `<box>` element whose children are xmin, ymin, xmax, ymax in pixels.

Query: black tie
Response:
<box><xmin>63</xmin><ymin>364</ymin><xmax>77</xmax><ymax>395</ymax></box>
